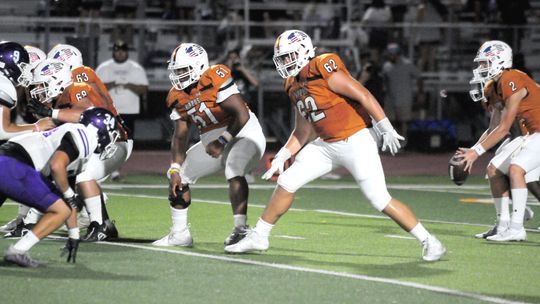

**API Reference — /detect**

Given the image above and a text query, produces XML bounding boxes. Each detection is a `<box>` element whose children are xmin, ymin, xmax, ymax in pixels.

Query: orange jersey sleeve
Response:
<box><xmin>166</xmin><ymin>64</ymin><xmax>235</xmax><ymax>134</ymax></box>
<box><xmin>499</xmin><ymin>69</ymin><xmax>540</xmax><ymax>133</ymax></box>
<box><xmin>287</xmin><ymin>53</ymin><xmax>369</xmax><ymax>142</ymax></box>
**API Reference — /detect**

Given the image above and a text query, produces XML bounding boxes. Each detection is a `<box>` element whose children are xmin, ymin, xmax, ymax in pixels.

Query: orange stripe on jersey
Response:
<box><xmin>498</xmin><ymin>69</ymin><xmax>540</xmax><ymax>133</ymax></box>
<box><xmin>285</xmin><ymin>53</ymin><xmax>369</xmax><ymax>142</ymax></box>
<box><xmin>165</xmin><ymin>64</ymin><xmax>237</xmax><ymax>134</ymax></box>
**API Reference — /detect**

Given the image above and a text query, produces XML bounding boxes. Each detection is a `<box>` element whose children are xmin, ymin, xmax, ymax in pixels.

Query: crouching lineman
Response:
<box><xmin>225</xmin><ymin>30</ymin><xmax>446</xmax><ymax>261</ymax></box>
<box><xmin>1</xmin><ymin>107</ymin><xmax>120</xmax><ymax>267</ymax></box>
<box><xmin>0</xmin><ymin>42</ymin><xmax>55</xmax><ymax>234</ymax></box>
<box><xmin>153</xmin><ymin>43</ymin><xmax>266</xmax><ymax>247</ymax></box>
<box><xmin>26</xmin><ymin>59</ymin><xmax>131</xmax><ymax>241</ymax></box>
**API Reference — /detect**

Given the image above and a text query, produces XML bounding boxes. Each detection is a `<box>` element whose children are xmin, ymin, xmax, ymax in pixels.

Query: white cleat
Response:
<box><xmin>224</xmin><ymin>230</ymin><xmax>269</xmax><ymax>253</ymax></box>
<box><xmin>152</xmin><ymin>227</ymin><xmax>193</xmax><ymax>247</ymax></box>
<box><xmin>422</xmin><ymin>235</ymin><xmax>446</xmax><ymax>262</ymax></box>
<box><xmin>525</xmin><ymin>206</ymin><xmax>534</xmax><ymax>221</ymax></box>
<box><xmin>474</xmin><ymin>225</ymin><xmax>499</xmax><ymax>239</ymax></box>
<box><xmin>0</xmin><ymin>218</ymin><xmax>22</xmax><ymax>233</ymax></box>
<box><xmin>486</xmin><ymin>227</ymin><xmax>527</xmax><ymax>242</ymax></box>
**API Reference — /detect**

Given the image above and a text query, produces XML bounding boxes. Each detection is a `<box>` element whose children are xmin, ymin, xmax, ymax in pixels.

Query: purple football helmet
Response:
<box><xmin>0</xmin><ymin>41</ymin><xmax>30</xmax><ymax>86</ymax></box>
<box><xmin>79</xmin><ymin>107</ymin><xmax>120</xmax><ymax>160</ymax></box>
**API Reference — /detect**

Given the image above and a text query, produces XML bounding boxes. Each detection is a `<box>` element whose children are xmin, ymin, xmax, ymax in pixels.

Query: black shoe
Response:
<box><xmin>4</xmin><ymin>222</ymin><xmax>35</xmax><ymax>238</ymax></box>
<box><xmin>474</xmin><ymin>225</ymin><xmax>498</xmax><ymax>239</ymax></box>
<box><xmin>224</xmin><ymin>225</ymin><xmax>249</xmax><ymax>246</ymax></box>
<box><xmin>82</xmin><ymin>220</ymin><xmax>118</xmax><ymax>242</ymax></box>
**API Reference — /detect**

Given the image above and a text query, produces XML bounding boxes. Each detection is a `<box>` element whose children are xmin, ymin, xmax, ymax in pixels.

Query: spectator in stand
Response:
<box><xmin>415</xmin><ymin>0</ymin><xmax>448</xmax><ymax>71</ymax></box>
<box><xmin>357</xmin><ymin>60</ymin><xmax>385</xmax><ymax>108</ymax></box>
<box><xmin>382</xmin><ymin>43</ymin><xmax>423</xmax><ymax>141</ymax></box>
<box><xmin>225</xmin><ymin>49</ymin><xmax>259</xmax><ymax>110</ymax></box>
<box><xmin>362</xmin><ymin>0</ymin><xmax>392</xmax><ymax>66</ymax></box>
<box><xmin>96</xmin><ymin>40</ymin><xmax>148</xmax><ymax>181</ymax></box>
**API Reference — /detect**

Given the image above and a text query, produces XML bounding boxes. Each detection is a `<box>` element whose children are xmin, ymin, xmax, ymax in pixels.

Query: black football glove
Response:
<box><xmin>60</xmin><ymin>238</ymin><xmax>80</xmax><ymax>263</ymax></box>
<box><xmin>65</xmin><ymin>195</ymin><xmax>84</xmax><ymax>212</ymax></box>
<box><xmin>27</xmin><ymin>98</ymin><xmax>52</xmax><ymax>118</ymax></box>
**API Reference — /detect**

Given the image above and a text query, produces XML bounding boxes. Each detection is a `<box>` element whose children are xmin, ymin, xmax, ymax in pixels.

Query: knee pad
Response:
<box><xmin>169</xmin><ymin>185</ymin><xmax>191</xmax><ymax>208</ymax></box>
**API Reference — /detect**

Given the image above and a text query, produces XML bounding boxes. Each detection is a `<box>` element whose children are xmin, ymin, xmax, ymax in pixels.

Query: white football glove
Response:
<box><xmin>261</xmin><ymin>148</ymin><xmax>292</xmax><ymax>180</ymax></box>
<box><xmin>374</xmin><ymin>118</ymin><xmax>405</xmax><ymax>156</ymax></box>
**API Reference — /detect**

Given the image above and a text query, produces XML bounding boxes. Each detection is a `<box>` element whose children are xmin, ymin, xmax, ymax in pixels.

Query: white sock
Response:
<box><xmin>253</xmin><ymin>218</ymin><xmax>274</xmax><ymax>238</ymax></box>
<box><xmin>510</xmin><ymin>188</ymin><xmax>527</xmax><ymax>229</ymax></box>
<box><xmin>17</xmin><ymin>204</ymin><xmax>30</xmax><ymax>219</ymax></box>
<box><xmin>85</xmin><ymin>196</ymin><xmax>103</xmax><ymax>224</ymax></box>
<box><xmin>13</xmin><ymin>231</ymin><xmax>40</xmax><ymax>252</ymax></box>
<box><xmin>409</xmin><ymin>223</ymin><xmax>430</xmax><ymax>243</ymax></box>
<box><xmin>233</xmin><ymin>214</ymin><xmax>247</xmax><ymax>227</ymax></box>
<box><xmin>69</xmin><ymin>228</ymin><xmax>80</xmax><ymax>239</ymax></box>
<box><xmin>171</xmin><ymin>207</ymin><xmax>188</xmax><ymax>232</ymax></box>
<box><xmin>23</xmin><ymin>208</ymin><xmax>43</xmax><ymax>225</ymax></box>
<box><xmin>494</xmin><ymin>197</ymin><xmax>510</xmax><ymax>227</ymax></box>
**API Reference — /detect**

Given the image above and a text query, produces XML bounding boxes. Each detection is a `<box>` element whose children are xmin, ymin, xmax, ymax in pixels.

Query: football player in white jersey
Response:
<box><xmin>0</xmin><ymin>42</ymin><xmax>55</xmax><ymax>234</ymax></box>
<box><xmin>0</xmin><ymin>107</ymin><xmax>120</xmax><ymax>267</ymax></box>
<box><xmin>153</xmin><ymin>43</ymin><xmax>266</xmax><ymax>248</ymax></box>
<box><xmin>26</xmin><ymin>59</ymin><xmax>129</xmax><ymax>241</ymax></box>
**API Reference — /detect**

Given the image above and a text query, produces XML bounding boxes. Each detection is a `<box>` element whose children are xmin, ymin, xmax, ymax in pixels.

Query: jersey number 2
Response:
<box><xmin>296</xmin><ymin>96</ymin><xmax>326</xmax><ymax>122</ymax></box>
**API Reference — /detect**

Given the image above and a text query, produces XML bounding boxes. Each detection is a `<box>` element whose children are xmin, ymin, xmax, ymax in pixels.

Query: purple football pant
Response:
<box><xmin>0</xmin><ymin>156</ymin><xmax>61</xmax><ymax>212</ymax></box>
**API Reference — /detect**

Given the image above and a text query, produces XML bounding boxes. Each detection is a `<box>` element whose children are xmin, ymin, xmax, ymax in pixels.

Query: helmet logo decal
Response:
<box><xmin>185</xmin><ymin>45</ymin><xmax>202</xmax><ymax>57</ymax></box>
<box><xmin>287</xmin><ymin>32</ymin><xmax>304</xmax><ymax>43</ymax></box>
<box><xmin>483</xmin><ymin>44</ymin><xmax>504</xmax><ymax>57</ymax></box>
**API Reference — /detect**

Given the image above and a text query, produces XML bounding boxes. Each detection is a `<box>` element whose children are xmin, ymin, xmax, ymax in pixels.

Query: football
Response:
<box><xmin>448</xmin><ymin>154</ymin><xmax>469</xmax><ymax>186</ymax></box>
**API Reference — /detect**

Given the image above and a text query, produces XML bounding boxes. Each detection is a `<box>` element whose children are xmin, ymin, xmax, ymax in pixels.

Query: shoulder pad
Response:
<box><xmin>0</xmin><ymin>74</ymin><xmax>17</xmax><ymax>109</ymax></box>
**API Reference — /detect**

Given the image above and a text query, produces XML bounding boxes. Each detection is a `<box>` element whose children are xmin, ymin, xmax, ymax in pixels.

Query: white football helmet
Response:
<box><xmin>273</xmin><ymin>29</ymin><xmax>315</xmax><ymax>78</ymax></box>
<box><xmin>30</xmin><ymin>59</ymin><xmax>73</xmax><ymax>103</ymax></box>
<box><xmin>473</xmin><ymin>40</ymin><xmax>512</xmax><ymax>82</ymax></box>
<box><xmin>168</xmin><ymin>43</ymin><xmax>209</xmax><ymax>90</ymax></box>
<box><xmin>47</xmin><ymin>44</ymin><xmax>83</xmax><ymax>70</ymax></box>
<box><xmin>469</xmin><ymin>72</ymin><xmax>486</xmax><ymax>102</ymax></box>
<box><xmin>19</xmin><ymin>45</ymin><xmax>47</xmax><ymax>87</ymax></box>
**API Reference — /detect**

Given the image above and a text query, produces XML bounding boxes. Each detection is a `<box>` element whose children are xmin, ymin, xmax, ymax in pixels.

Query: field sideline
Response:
<box><xmin>0</xmin><ymin>175</ymin><xmax>539</xmax><ymax>304</ymax></box>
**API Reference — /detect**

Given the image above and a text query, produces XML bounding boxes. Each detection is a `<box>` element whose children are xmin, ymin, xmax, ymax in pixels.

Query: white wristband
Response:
<box><xmin>221</xmin><ymin>131</ymin><xmax>233</xmax><ymax>142</ymax></box>
<box><xmin>52</xmin><ymin>109</ymin><xmax>60</xmax><ymax>120</ymax></box>
<box><xmin>167</xmin><ymin>163</ymin><xmax>181</xmax><ymax>179</ymax></box>
<box><xmin>63</xmin><ymin>187</ymin><xmax>75</xmax><ymax>198</ymax></box>
<box><xmin>472</xmin><ymin>144</ymin><xmax>486</xmax><ymax>156</ymax></box>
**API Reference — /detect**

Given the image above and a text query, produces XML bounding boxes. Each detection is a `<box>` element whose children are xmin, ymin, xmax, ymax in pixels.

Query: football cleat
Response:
<box><xmin>0</xmin><ymin>217</ymin><xmax>22</xmax><ymax>233</ymax></box>
<box><xmin>474</xmin><ymin>225</ymin><xmax>498</xmax><ymax>239</ymax></box>
<box><xmin>224</xmin><ymin>225</ymin><xmax>249</xmax><ymax>246</ymax></box>
<box><xmin>4</xmin><ymin>245</ymin><xmax>45</xmax><ymax>268</ymax></box>
<box><xmin>152</xmin><ymin>227</ymin><xmax>193</xmax><ymax>247</ymax></box>
<box><xmin>4</xmin><ymin>222</ymin><xmax>34</xmax><ymax>238</ymax></box>
<box><xmin>422</xmin><ymin>235</ymin><xmax>446</xmax><ymax>262</ymax></box>
<box><xmin>224</xmin><ymin>230</ymin><xmax>269</xmax><ymax>253</ymax></box>
<box><xmin>82</xmin><ymin>220</ymin><xmax>118</xmax><ymax>242</ymax></box>
<box><xmin>486</xmin><ymin>227</ymin><xmax>527</xmax><ymax>242</ymax></box>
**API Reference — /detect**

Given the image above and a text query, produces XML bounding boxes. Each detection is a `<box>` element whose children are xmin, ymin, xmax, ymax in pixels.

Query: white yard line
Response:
<box><xmin>91</xmin><ymin>241</ymin><xmax>525</xmax><ymax>304</ymax></box>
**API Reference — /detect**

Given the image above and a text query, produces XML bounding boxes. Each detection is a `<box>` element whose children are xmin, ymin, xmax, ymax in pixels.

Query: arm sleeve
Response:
<box><xmin>216</xmin><ymin>78</ymin><xmax>240</xmax><ymax>104</ymax></box>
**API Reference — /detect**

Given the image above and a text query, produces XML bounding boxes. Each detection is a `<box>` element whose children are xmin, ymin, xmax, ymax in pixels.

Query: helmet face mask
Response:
<box><xmin>30</xmin><ymin>59</ymin><xmax>73</xmax><ymax>103</ymax></box>
<box><xmin>273</xmin><ymin>30</ymin><xmax>315</xmax><ymax>78</ymax></box>
<box><xmin>469</xmin><ymin>75</ymin><xmax>486</xmax><ymax>102</ymax></box>
<box><xmin>79</xmin><ymin>108</ymin><xmax>120</xmax><ymax>160</ymax></box>
<box><xmin>19</xmin><ymin>46</ymin><xmax>46</xmax><ymax>87</ymax></box>
<box><xmin>168</xmin><ymin>43</ymin><xmax>209</xmax><ymax>90</ymax></box>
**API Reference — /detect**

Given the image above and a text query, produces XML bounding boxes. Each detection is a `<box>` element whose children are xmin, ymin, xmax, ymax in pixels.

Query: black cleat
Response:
<box><xmin>4</xmin><ymin>222</ymin><xmax>35</xmax><ymax>238</ymax></box>
<box><xmin>224</xmin><ymin>225</ymin><xmax>249</xmax><ymax>246</ymax></box>
<box><xmin>82</xmin><ymin>220</ymin><xmax>118</xmax><ymax>242</ymax></box>
<box><xmin>474</xmin><ymin>225</ymin><xmax>498</xmax><ymax>239</ymax></box>
<box><xmin>4</xmin><ymin>245</ymin><xmax>45</xmax><ymax>268</ymax></box>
